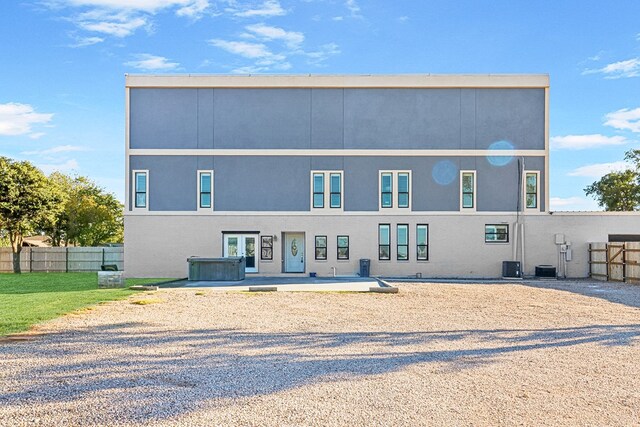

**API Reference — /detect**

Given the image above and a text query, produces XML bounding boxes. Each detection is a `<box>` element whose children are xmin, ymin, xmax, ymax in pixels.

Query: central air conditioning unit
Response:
<box><xmin>502</xmin><ymin>261</ymin><xmax>522</xmax><ymax>279</ymax></box>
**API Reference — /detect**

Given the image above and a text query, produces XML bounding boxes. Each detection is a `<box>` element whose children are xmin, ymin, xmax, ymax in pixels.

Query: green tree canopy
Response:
<box><xmin>0</xmin><ymin>157</ymin><xmax>62</xmax><ymax>273</ymax></box>
<box><xmin>584</xmin><ymin>149</ymin><xmax>640</xmax><ymax>211</ymax></box>
<box><xmin>39</xmin><ymin>173</ymin><xmax>124</xmax><ymax>247</ymax></box>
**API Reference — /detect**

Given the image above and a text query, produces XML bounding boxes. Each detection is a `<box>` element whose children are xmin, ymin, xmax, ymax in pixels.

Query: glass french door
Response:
<box><xmin>224</xmin><ymin>234</ymin><xmax>258</xmax><ymax>273</ymax></box>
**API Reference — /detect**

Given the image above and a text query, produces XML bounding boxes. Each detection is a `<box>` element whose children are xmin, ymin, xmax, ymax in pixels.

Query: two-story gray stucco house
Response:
<box><xmin>124</xmin><ymin>74</ymin><xmax>638</xmax><ymax>279</ymax></box>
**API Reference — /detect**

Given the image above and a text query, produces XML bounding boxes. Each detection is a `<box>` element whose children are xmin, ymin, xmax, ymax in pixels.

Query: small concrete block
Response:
<box><xmin>129</xmin><ymin>285</ymin><xmax>159</xmax><ymax>291</ymax></box>
<box><xmin>369</xmin><ymin>286</ymin><xmax>399</xmax><ymax>293</ymax></box>
<box><xmin>98</xmin><ymin>271</ymin><xmax>124</xmax><ymax>288</ymax></box>
<box><xmin>249</xmin><ymin>286</ymin><xmax>277</xmax><ymax>292</ymax></box>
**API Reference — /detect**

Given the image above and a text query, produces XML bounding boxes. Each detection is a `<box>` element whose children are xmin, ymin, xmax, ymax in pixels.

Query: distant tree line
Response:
<box><xmin>585</xmin><ymin>149</ymin><xmax>640</xmax><ymax>211</ymax></box>
<box><xmin>0</xmin><ymin>156</ymin><xmax>123</xmax><ymax>273</ymax></box>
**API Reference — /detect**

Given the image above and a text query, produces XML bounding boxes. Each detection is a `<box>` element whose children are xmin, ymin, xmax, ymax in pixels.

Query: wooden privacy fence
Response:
<box><xmin>589</xmin><ymin>242</ymin><xmax>640</xmax><ymax>283</ymax></box>
<box><xmin>0</xmin><ymin>247</ymin><xmax>123</xmax><ymax>273</ymax></box>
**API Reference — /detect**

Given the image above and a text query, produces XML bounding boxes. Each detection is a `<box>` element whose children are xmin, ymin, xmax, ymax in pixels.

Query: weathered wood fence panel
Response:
<box><xmin>589</xmin><ymin>242</ymin><xmax>640</xmax><ymax>284</ymax></box>
<box><xmin>0</xmin><ymin>247</ymin><xmax>124</xmax><ymax>273</ymax></box>
<box><xmin>588</xmin><ymin>242</ymin><xmax>608</xmax><ymax>281</ymax></box>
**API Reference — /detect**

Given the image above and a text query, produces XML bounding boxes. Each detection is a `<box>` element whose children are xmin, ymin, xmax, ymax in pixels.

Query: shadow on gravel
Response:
<box><xmin>517</xmin><ymin>279</ymin><xmax>640</xmax><ymax>309</ymax></box>
<box><xmin>1</xmin><ymin>322</ymin><xmax>639</xmax><ymax>423</ymax></box>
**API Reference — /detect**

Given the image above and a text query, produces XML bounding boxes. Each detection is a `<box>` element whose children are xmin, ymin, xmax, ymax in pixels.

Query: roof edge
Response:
<box><xmin>125</xmin><ymin>74</ymin><xmax>550</xmax><ymax>89</ymax></box>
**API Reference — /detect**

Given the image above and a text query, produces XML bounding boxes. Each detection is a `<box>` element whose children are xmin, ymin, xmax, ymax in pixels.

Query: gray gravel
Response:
<box><xmin>1</xmin><ymin>280</ymin><xmax>639</xmax><ymax>426</ymax></box>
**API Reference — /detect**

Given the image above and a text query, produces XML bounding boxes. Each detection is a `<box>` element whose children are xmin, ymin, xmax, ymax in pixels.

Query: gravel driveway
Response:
<box><xmin>1</xmin><ymin>280</ymin><xmax>639</xmax><ymax>426</ymax></box>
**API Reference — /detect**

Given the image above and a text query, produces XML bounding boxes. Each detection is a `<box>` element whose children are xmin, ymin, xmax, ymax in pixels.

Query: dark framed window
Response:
<box><xmin>462</xmin><ymin>172</ymin><xmax>475</xmax><ymax>209</ymax></box>
<box><xmin>315</xmin><ymin>235</ymin><xmax>327</xmax><ymax>260</ymax></box>
<box><xmin>397</xmin><ymin>224</ymin><xmax>409</xmax><ymax>260</ymax></box>
<box><xmin>417</xmin><ymin>224</ymin><xmax>429</xmax><ymax>261</ymax></box>
<box><xmin>313</xmin><ymin>173</ymin><xmax>324</xmax><ymax>208</ymax></box>
<box><xmin>378</xmin><ymin>224</ymin><xmax>391</xmax><ymax>260</ymax></box>
<box><xmin>330</xmin><ymin>173</ymin><xmax>342</xmax><ymax>208</ymax></box>
<box><xmin>199</xmin><ymin>172</ymin><xmax>212</xmax><ymax>208</ymax></box>
<box><xmin>337</xmin><ymin>235</ymin><xmax>349</xmax><ymax>260</ymax></box>
<box><xmin>381</xmin><ymin>173</ymin><xmax>393</xmax><ymax>208</ymax></box>
<box><xmin>398</xmin><ymin>173</ymin><xmax>410</xmax><ymax>208</ymax></box>
<box><xmin>526</xmin><ymin>172</ymin><xmax>538</xmax><ymax>209</ymax></box>
<box><xmin>134</xmin><ymin>171</ymin><xmax>147</xmax><ymax>208</ymax></box>
<box><xmin>260</xmin><ymin>235</ymin><xmax>273</xmax><ymax>260</ymax></box>
<box><xmin>485</xmin><ymin>224</ymin><xmax>509</xmax><ymax>243</ymax></box>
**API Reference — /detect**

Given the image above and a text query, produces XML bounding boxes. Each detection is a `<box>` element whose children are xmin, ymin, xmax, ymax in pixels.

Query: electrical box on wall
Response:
<box><xmin>555</xmin><ymin>234</ymin><xmax>565</xmax><ymax>245</ymax></box>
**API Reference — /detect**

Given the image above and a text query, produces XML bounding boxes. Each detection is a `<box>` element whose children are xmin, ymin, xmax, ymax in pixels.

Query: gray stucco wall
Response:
<box><xmin>130</xmin><ymin>88</ymin><xmax>545</xmax><ymax>151</ymax></box>
<box><xmin>129</xmin><ymin>155</ymin><xmax>545</xmax><ymax>212</ymax></box>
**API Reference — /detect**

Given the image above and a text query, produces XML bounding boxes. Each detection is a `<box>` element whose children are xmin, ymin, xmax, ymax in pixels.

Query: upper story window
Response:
<box><xmin>460</xmin><ymin>171</ymin><xmax>476</xmax><ymax>210</ymax></box>
<box><xmin>133</xmin><ymin>170</ymin><xmax>148</xmax><ymax>210</ymax></box>
<box><xmin>525</xmin><ymin>171</ymin><xmax>539</xmax><ymax>210</ymax></box>
<box><xmin>198</xmin><ymin>170</ymin><xmax>213</xmax><ymax>210</ymax></box>
<box><xmin>379</xmin><ymin>171</ymin><xmax>411</xmax><ymax>210</ymax></box>
<box><xmin>311</xmin><ymin>171</ymin><xmax>343</xmax><ymax>211</ymax></box>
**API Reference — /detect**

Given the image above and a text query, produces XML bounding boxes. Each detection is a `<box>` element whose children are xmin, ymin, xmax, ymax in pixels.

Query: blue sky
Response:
<box><xmin>1</xmin><ymin>0</ymin><xmax>639</xmax><ymax>210</ymax></box>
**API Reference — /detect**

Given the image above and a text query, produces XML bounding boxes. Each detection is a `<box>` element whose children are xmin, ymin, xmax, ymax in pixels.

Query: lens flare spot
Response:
<box><xmin>432</xmin><ymin>160</ymin><xmax>457</xmax><ymax>185</ymax></box>
<box><xmin>487</xmin><ymin>140</ymin><xmax>514</xmax><ymax>166</ymax></box>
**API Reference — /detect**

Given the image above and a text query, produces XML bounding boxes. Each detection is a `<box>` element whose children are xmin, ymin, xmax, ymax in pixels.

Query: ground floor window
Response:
<box><xmin>379</xmin><ymin>224</ymin><xmax>391</xmax><ymax>260</ymax></box>
<box><xmin>485</xmin><ymin>224</ymin><xmax>509</xmax><ymax>243</ymax></box>
<box><xmin>337</xmin><ymin>235</ymin><xmax>349</xmax><ymax>260</ymax></box>
<box><xmin>397</xmin><ymin>224</ymin><xmax>409</xmax><ymax>260</ymax></box>
<box><xmin>260</xmin><ymin>235</ymin><xmax>273</xmax><ymax>260</ymax></box>
<box><xmin>315</xmin><ymin>235</ymin><xmax>327</xmax><ymax>260</ymax></box>
<box><xmin>417</xmin><ymin>224</ymin><xmax>429</xmax><ymax>261</ymax></box>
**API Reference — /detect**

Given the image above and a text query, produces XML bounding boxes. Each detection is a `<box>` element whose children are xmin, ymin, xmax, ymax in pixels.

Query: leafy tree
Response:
<box><xmin>39</xmin><ymin>173</ymin><xmax>124</xmax><ymax>247</ymax></box>
<box><xmin>0</xmin><ymin>157</ymin><xmax>61</xmax><ymax>273</ymax></box>
<box><xmin>584</xmin><ymin>149</ymin><xmax>640</xmax><ymax>211</ymax></box>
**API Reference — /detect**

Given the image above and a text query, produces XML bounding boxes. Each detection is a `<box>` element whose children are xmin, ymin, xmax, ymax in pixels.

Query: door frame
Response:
<box><xmin>282</xmin><ymin>232</ymin><xmax>306</xmax><ymax>273</ymax></box>
<box><xmin>222</xmin><ymin>232</ymin><xmax>259</xmax><ymax>273</ymax></box>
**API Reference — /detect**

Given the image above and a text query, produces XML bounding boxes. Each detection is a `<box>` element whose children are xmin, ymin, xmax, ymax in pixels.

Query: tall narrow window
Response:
<box><xmin>134</xmin><ymin>171</ymin><xmax>147</xmax><ymax>209</ymax></box>
<box><xmin>199</xmin><ymin>172</ymin><xmax>212</xmax><ymax>208</ymax></box>
<box><xmin>397</xmin><ymin>224</ymin><xmax>409</xmax><ymax>261</ymax></box>
<box><xmin>381</xmin><ymin>173</ymin><xmax>393</xmax><ymax>208</ymax></box>
<box><xmin>337</xmin><ymin>236</ymin><xmax>349</xmax><ymax>260</ymax></box>
<box><xmin>461</xmin><ymin>171</ymin><xmax>475</xmax><ymax>209</ymax></box>
<box><xmin>398</xmin><ymin>173</ymin><xmax>409</xmax><ymax>208</ymax></box>
<box><xmin>417</xmin><ymin>224</ymin><xmax>429</xmax><ymax>261</ymax></box>
<box><xmin>330</xmin><ymin>173</ymin><xmax>341</xmax><ymax>208</ymax></box>
<box><xmin>379</xmin><ymin>224</ymin><xmax>391</xmax><ymax>260</ymax></box>
<box><xmin>315</xmin><ymin>235</ymin><xmax>327</xmax><ymax>260</ymax></box>
<box><xmin>525</xmin><ymin>172</ymin><xmax>538</xmax><ymax>209</ymax></box>
<box><xmin>313</xmin><ymin>173</ymin><xmax>324</xmax><ymax>208</ymax></box>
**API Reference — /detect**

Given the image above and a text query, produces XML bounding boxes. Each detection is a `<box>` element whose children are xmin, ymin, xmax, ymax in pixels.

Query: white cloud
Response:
<box><xmin>124</xmin><ymin>53</ymin><xmax>180</xmax><ymax>71</ymax></box>
<box><xmin>550</xmin><ymin>134</ymin><xmax>631</xmax><ymax>150</ymax></box>
<box><xmin>22</xmin><ymin>145</ymin><xmax>87</xmax><ymax>156</ymax></box>
<box><xmin>345</xmin><ymin>0</ymin><xmax>361</xmax><ymax>18</ymax></box>
<box><xmin>245</xmin><ymin>24</ymin><xmax>304</xmax><ymax>49</ymax></box>
<box><xmin>583</xmin><ymin>57</ymin><xmax>640</xmax><ymax>79</ymax></box>
<box><xmin>231</xmin><ymin>0</ymin><xmax>285</xmax><ymax>17</ymax></box>
<box><xmin>567</xmin><ymin>161</ymin><xmax>630</xmax><ymax>178</ymax></box>
<box><xmin>604</xmin><ymin>107</ymin><xmax>640</xmax><ymax>133</ymax></box>
<box><xmin>550</xmin><ymin>196</ymin><xmax>601</xmax><ymax>211</ymax></box>
<box><xmin>50</xmin><ymin>1</ymin><xmax>211</xmax><ymax>39</ymax></box>
<box><xmin>398</xmin><ymin>16</ymin><xmax>409</xmax><ymax>22</ymax></box>
<box><xmin>332</xmin><ymin>16</ymin><xmax>343</xmax><ymax>21</ymax></box>
<box><xmin>38</xmin><ymin>159</ymin><xmax>80</xmax><ymax>175</ymax></box>
<box><xmin>69</xmin><ymin>36</ymin><xmax>105</xmax><ymax>47</ymax></box>
<box><xmin>305</xmin><ymin>43</ymin><xmax>340</xmax><ymax>65</ymax></box>
<box><xmin>0</xmin><ymin>103</ymin><xmax>53</xmax><ymax>138</ymax></box>
<box><xmin>77</xmin><ymin>12</ymin><xmax>148</xmax><ymax>37</ymax></box>
<box><xmin>209</xmin><ymin>39</ymin><xmax>272</xmax><ymax>59</ymax></box>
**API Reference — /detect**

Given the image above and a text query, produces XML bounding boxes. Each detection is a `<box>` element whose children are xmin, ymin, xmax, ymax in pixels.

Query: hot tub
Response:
<box><xmin>187</xmin><ymin>257</ymin><xmax>246</xmax><ymax>281</ymax></box>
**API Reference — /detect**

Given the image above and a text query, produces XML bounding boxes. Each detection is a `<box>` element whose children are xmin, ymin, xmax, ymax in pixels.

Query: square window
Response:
<box><xmin>485</xmin><ymin>224</ymin><xmax>509</xmax><ymax>243</ymax></box>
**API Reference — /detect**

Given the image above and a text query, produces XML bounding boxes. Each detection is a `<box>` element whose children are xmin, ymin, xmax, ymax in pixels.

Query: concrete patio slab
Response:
<box><xmin>181</xmin><ymin>276</ymin><xmax>383</xmax><ymax>292</ymax></box>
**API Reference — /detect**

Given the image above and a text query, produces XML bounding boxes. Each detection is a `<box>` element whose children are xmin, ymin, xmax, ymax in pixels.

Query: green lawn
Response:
<box><xmin>0</xmin><ymin>273</ymin><xmax>168</xmax><ymax>336</ymax></box>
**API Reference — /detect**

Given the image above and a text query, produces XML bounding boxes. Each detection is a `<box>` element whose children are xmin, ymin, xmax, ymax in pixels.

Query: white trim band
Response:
<box><xmin>129</xmin><ymin>149</ymin><xmax>546</xmax><ymax>157</ymax></box>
